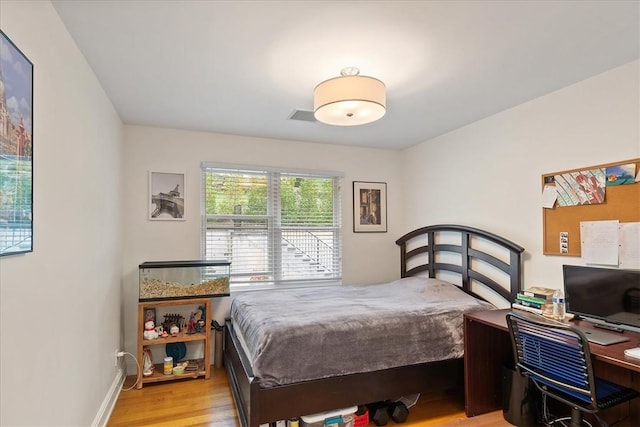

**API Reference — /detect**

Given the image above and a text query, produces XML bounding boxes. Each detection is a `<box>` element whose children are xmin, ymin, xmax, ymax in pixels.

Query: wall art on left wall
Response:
<box><xmin>0</xmin><ymin>30</ymin><xmax>33</xmax><ymax>256</ymax></box>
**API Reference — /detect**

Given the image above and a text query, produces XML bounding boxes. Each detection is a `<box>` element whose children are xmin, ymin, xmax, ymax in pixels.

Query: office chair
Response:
<box><xmin>506</xmin><ymin>312</ymin><xmax>639</xmax><ymax>427</ymax></box>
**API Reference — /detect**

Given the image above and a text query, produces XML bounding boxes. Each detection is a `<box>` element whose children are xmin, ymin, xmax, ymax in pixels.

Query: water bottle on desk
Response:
<box><xmin>552</xmin><ymin>288</ymin><xmax>565</xmax><ymax>320</ymax></box>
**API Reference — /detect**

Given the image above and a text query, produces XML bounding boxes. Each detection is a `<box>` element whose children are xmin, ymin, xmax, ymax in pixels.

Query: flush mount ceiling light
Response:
<box><xmin>313</xmin><ymin>67</ymin><xmax>386</xmax><ymax>126</ymax></box>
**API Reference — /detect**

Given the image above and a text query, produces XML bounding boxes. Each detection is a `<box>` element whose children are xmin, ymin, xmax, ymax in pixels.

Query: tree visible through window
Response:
<box><xmin>202</xmin><ymin>165</ymin><xmax>342</xmax><ymax>288</ymax></box>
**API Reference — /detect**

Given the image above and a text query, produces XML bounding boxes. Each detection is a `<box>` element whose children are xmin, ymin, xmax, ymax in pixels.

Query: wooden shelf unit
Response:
<box><xmin>137</xmin><ymin>297</ymin><xmax>212</xmax><ymax>389</ymax></box>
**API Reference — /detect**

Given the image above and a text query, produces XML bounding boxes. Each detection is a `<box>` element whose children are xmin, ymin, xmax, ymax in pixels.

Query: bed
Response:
<box><xmin>224</xmin><ymin>224</ymin><xmax>524</xmax><ymax>426</ymax></box>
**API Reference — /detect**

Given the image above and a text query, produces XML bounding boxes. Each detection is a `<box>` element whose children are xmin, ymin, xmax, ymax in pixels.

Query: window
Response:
<box><xmin>202</xmin><ymin>164</ymin><xmax>342</xmax><ymax>288</ymax></box>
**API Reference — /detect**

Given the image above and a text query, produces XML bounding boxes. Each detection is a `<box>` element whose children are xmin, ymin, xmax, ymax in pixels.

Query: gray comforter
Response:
<box><xmin>230</xmin><ymin>277</ymin><xmax>495</xmax><ymax>387</ymax></box>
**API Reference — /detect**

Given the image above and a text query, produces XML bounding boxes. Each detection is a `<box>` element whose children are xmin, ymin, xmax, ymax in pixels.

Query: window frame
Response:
<box><xmin>201</xmin><ymin>163</ymin><xmax>343</xmax><ymax>290</ymax></box>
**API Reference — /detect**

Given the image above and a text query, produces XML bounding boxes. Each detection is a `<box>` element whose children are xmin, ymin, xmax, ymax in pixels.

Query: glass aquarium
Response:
<box><xmin>139</xmin><ymin>260</ymin><xmax>231</xmax><ymax>301</ymax></box>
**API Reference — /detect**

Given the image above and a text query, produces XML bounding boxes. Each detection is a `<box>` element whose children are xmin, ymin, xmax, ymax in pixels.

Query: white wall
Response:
<box><xmin>0</xmin><ymin>2</ymin><xmax>123</xmax><ymax>426</ymax></box>
<box><xmin>122</xmin><ymin>125</ymin><xmax>404</xmax><ymax>363</ymax></box>
<box><xmin>402</xmin><ymin>60</ymin><xmax>639</xmax><ymax>291</ymax></box>
<box><xmin>1</xmin><ymin>2</ymin><xmax>636</xmax><ymax>423</ymax></box>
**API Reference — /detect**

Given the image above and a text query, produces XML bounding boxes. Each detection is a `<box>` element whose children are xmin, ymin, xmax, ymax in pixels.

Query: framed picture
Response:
<box><xmin>353</xmin><ymin>181</ymin><xmax>387</xmax><ymax>233</ymax></box>
<box><xmin>144</xmin><ymin>308</ymin><xmax>156</xmax><ymax>325</ymax></box>
<box><xmin>0</xmin><ymin>30</ymin><xmax>33</xmax><ymax>256</ymax></box>
<box><xmin>149</xmin><ymin>171</ymin><xmax>186</xmax><ymax>220</ymax></box>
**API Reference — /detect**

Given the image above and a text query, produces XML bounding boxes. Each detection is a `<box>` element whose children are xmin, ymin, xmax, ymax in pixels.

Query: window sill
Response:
<box><xmin>230</xmin><ymin>280</ymin><xmax>342</xmax><ymax>294</ymax></box>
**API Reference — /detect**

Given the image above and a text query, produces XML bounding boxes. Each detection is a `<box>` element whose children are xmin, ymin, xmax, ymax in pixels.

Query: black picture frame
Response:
<box><xmin>353</xmin><ymin>181</ymin><xmax>387</xmax><ymax>233</ymax></box>
<box><xmin>144</xmin><ymin>308</ymin><xmax>156</xmax><ymax>325</ymax></box>
<box><xmin>0</xmin><ymin>30</ymin><xmax>33</xmax><ymax>256</ymax></box>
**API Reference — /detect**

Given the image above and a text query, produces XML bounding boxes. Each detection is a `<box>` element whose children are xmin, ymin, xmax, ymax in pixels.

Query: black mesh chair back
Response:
<box><xmin>506</xmin><ymin>311</ymin><xmax>639</xmax><ymax>427</ymax></box>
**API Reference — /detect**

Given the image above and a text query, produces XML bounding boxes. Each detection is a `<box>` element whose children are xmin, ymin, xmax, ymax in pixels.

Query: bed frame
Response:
<box><xmin>224</xmin><ymin>224</ymin><xmax>524</xmax><ymax>426</ymax></box>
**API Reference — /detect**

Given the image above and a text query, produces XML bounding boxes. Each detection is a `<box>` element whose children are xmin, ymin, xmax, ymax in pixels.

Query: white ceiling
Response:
<box><xmin>51</xmin><ymin>0</ymin><xmax>639</xmax><ymax>150</ymax></box>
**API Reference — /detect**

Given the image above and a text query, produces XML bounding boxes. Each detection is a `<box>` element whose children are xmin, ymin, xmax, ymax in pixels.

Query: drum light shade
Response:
<box><xmin>314</xmin><ymin>69</ymin><xmax>386</xmax><ymax>126</ymax></box>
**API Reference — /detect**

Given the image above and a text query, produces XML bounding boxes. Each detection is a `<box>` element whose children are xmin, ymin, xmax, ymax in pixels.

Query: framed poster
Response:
<box><xmin>148</xmin><ymin>171</ymin><xmax>186</xmax><ymax>220</ymax></box>
<box><xmin>353</xmin><ymin>181</ymin><xmax>387</xmax><ymax>233</ymax></box>
<box><xmin>0</xmin><ymin>30</ymin><xmax>33</xmax><ymax>256</ymax></box>
<box><xmin>144</xmin><ymin>307</ymin><xmax>156</xmax><ymax>324</ymax></box>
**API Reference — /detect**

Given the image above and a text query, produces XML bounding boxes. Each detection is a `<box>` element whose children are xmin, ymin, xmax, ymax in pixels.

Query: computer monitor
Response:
<box><xmin>563</xmin><ymin>265</ymin><xmax>640</xmax><ymax>328</ymax></box>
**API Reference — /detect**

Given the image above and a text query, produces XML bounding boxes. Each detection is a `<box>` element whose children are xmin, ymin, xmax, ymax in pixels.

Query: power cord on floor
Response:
<box><xmin>117</xmin><ymin>351</ymin><xmax>141</xmax><ymax>391</ymax></box>
<box><xmin>541</xmin><ymin>394</ymin><xmax>593</xmax><ymax>427</ymax></box>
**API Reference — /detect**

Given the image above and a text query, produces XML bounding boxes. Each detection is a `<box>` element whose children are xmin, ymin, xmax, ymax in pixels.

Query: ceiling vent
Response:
<box><xmin>289</xmin><ymin>109</ymin><xmax>317</xmax><ymax>122</ymax></box>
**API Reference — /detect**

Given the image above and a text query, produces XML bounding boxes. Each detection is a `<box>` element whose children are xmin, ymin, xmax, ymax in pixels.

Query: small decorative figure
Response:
<box><xmin>169</xmin><ymin>324</ymin><xmax>180</xmax><ymax>337</ymax></box>
<box><xmin>143</xmin><ymin>320</ymin><xmax>159</xmax><ymax>340</ymax></box>
<box><xmin>194</xmin><ymin>306</ymin><xmax>205</xmax><ymax>333</ymax></box>
<box><xmin>142</xmin><ymin>347</ymin><xmax>154</xmax><ymax>377</ymax></box>
<box><xmin>162</xmin><ymin>313</ymin><xmax>184</xmax><ymax>334</ymax></box>
<box><xmin>187</xmin><ymin>312</ymin><xmax>197</xmax><ymax>335</ymax></box>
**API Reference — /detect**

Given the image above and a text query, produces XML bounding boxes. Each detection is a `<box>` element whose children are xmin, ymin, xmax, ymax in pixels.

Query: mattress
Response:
<box><xmin>230</xmin><ymin>277</ymin><xmax>495</xmax><ymax>387</ymax></box>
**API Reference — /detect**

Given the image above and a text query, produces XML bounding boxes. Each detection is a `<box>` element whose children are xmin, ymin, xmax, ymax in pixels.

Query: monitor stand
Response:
<box><xmin>572</xmin><ymin>315</ymin><xmax>640</xmax><ymax>334</ymax></box>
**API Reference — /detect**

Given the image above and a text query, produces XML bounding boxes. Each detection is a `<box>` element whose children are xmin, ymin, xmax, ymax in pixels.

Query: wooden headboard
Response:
<box><xmin>396</xmin><ymin>224</ymin><xmax>524</xmax><ymax>305</ymax></box>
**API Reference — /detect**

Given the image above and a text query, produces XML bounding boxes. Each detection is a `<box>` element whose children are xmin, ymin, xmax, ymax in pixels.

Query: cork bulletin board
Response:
<box><xmin>542</xmin><ymin>158</ymin><xmax>640</xmax><ymax>256</ymax></box>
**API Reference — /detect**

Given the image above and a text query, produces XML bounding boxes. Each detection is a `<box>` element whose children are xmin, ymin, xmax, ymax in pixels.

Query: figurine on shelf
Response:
<box><xmin>142</xmin><ymin>347</ymin><xmax>154</xmax><ymax>377</ymax></box>
<box><xmin>169</xmin><ymin>324</ymin><xmax>180</xmax><ymax>337</ymax></box>
<box><xmin>143</xmin><ymin>320</ymin><xmax>159</xmax><ymax>340</ymax></box>
<box><xmin>195</xmin><ymin>306</ymin><xmax>205</xmax><ymax>333</ymax></box>
<box><xmin>162</xmin><ymin>313</ymin><xmax>184</xmax><ymax>334</ymax></box>
<box><xmin>187</xmin><ymin>312</ymin><xmax>197</xmax><ymax>335</ymax></box>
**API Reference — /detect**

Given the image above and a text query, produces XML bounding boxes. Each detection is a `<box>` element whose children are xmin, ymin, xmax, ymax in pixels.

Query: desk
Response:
<box><xmin>464</xmin><ymin>309</ymin><xmax>640</xmax><ymax>421</ymax></box>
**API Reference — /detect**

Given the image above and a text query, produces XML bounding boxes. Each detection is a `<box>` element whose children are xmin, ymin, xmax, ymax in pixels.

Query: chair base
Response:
<box><xmin>545</xmin><ymin>417</ymin><xmax>593</xmax><ymax>427</ymax></box>
<box><xmin>542</xmin><ymin>401</ymin><xmax>594</xmax><ymax>427</ymax></box>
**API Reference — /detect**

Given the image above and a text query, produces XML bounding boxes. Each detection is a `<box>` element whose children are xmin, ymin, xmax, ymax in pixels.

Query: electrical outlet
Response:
<box><xmin>114</xmin><ymin>350</ymin><xmax>121</xmax><ymax>367</ymax></box>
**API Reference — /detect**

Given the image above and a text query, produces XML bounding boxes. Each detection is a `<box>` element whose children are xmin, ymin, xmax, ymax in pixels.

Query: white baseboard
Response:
<box><xmin>91</xmin><ymin>368</ymin><xmax>125</xmax><ymax>427</ymax></box>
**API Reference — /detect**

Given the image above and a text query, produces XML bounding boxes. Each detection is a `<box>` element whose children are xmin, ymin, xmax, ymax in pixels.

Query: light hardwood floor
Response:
<box><xmin>107</xmin><ymin>367</ymin><xmax>512</xmax><ymax>427</ymax></box>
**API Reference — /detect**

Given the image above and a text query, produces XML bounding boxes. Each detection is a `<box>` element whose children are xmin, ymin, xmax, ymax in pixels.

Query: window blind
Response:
<box><xmin>202</xmin><ymin>165</ymin><xmax>342</xmax><ymax>288</ymax></box>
